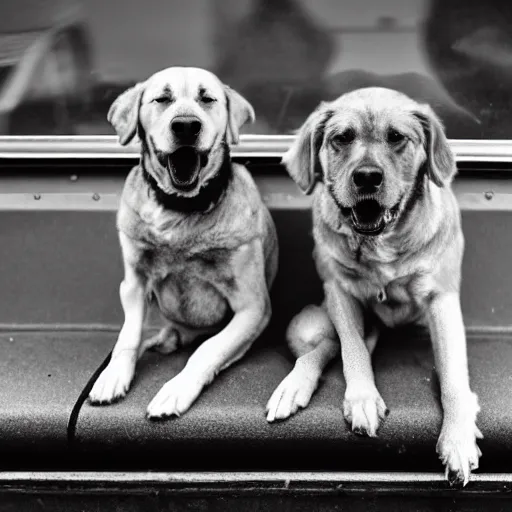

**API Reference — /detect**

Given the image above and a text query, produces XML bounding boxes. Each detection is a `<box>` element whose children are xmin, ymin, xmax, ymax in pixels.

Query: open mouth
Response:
<box><xmin>350</xmin><ymin>199</ymin><xmax>398</xmax><ymax>236</ymax></box>
<box><xmin>167</xmin><ymin>147</ymin><xmax>203</xmax><ymax>191</ymax></box>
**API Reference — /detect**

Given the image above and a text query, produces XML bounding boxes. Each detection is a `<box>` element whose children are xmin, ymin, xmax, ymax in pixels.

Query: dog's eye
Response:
<box><xmin>153</xmin><ymin>96</ymin><xmax>172</xmax><ymax>104</ymax></box>
<box><xmin>332</xmin><ymin>129</ymin><xmax>356</xmax><ymax>147</ymax></box>
<box><xmin>200</xmin><ymin>96</ymin><xmax>216</xmax><ymax>104</ymax></box>
<box><xmin>387</xmin><ymin>129</ymin><xmax>405</xmax><ymax>144</ymax></box>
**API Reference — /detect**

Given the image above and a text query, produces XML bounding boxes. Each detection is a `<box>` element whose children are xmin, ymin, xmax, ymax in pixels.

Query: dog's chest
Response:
<box><xmin>117</xmin><ymin>167</ymin><xmax>264</xmax><ymax>328</ymax></box>
<box><xmin>331</xmin><ymin>240</ymin><xmax>431</xmax><ymax>327</ymax></box>
<box><xmin>139</xmin><ymin>242</ymin><xmax>233</xmax><ymax>327</ymax></box>
<box><xmin>131</xmin><ymin>216</ymin><xmax>239</xmax><ymax>327</ymax></box>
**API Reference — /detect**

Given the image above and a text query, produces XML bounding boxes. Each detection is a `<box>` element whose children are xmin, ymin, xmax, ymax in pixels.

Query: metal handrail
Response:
<box><xmin>1</xmin><ymin>136</ymin><xmax>512</xmax><ymax>162</ymax></box>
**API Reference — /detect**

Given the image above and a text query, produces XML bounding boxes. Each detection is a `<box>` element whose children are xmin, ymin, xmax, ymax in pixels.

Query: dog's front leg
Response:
<box><xmin>325</xmin><ymin>281</ymin><xmax>388</xmax><ymax>437</ymax></box>
<box><xmin>146</xmin><ymin>240</ymin><xmax>271</xmax><ymax>419</ymax></box>
<box><xmin>89</xmin><ymin>236</ymin><xmax>146</xmax><ymax>404</ymax></box>
<box><xmin>428</xmin><ymin>292</ymin><xmax>482</xmax><ymax>487</ymax></box>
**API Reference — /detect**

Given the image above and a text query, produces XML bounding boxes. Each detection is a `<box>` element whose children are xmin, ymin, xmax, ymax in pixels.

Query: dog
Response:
<box><xmin>88</xmin><ymin>67</ymin><xmax>278</xmax><ymax>419</ymax></box>
<box><xmin>266</xmin><ymin>87</ymin><xmax>481</xmax><ymax>487</ymax></box>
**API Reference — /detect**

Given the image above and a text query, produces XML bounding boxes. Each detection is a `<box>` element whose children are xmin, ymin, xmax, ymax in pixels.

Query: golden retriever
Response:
<box><xmin>266</xmin><ymin>87</ymin><xmax>481</xmax><ymax>487</ymax></box>
<box><xmin>88</xmin><ymin>67</ymin><xmax>278</xmax><ymax>419</ymax></box>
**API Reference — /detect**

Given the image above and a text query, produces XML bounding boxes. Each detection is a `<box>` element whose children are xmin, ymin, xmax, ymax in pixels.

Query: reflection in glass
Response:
<box><xmin>0</xmin><ymin>0</ymin><xmax>511</xmax><ymax>139</ymax></box>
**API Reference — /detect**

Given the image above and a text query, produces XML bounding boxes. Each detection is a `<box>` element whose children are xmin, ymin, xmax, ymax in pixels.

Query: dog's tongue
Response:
<box><xmin>168</xmin><ymin>147</ymin><xmax>200</xmax><ymax>185</ymax></box>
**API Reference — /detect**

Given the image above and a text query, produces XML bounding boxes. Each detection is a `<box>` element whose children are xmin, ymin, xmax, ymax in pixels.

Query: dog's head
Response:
<box><xmin>108</xmin><ymin>67</ymin><xmax>255</xmax><ymax>196</ymax></box>
<box><xmin>282</xmin><ymin>87</ymin><xmax>456</xmax><ymax>236</ymax></box>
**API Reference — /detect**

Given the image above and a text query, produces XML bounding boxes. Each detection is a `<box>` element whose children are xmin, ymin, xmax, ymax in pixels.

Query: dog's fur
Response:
<box><xmin>266</xmin><ymin>88</ymin><xmax>481</xmax><ymax>487</ymax></box>
<box><xmin>88</xmin><ymin>67</ymin><xmax>278</xmax><ymax>419</ymax></box>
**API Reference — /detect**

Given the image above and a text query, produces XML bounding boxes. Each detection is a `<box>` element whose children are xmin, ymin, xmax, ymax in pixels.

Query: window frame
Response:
<box><xmin>1</xmin><ymin>136</ymin><xmax>512</xmax><ymax>163</ymax></box>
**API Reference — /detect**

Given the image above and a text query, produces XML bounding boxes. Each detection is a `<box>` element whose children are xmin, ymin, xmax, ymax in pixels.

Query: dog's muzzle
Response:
<box><xmin>167</xmin><ymin>147</ymin><xmax>207</xmax><ymax>192</ymax></box>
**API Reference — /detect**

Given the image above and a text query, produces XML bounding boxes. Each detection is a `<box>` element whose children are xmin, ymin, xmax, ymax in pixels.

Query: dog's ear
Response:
<box><xmin>224</xmin><ymin>85</ymin><xmax>255</xmax><ymax>145</ymax></box>
<box><xmin>108</xmin><ymin>82</ymin><xmax>146</xmax><ymax>146</ymax></box>
<box><xmin>413</xmin><ymin>105</ymin><xmax>456</xmax><ymax>187</ymax></box>
<box><xmin>282</xmin><ymin>103</ymin><xmax>331</xmax><ymax>195</ymax></box>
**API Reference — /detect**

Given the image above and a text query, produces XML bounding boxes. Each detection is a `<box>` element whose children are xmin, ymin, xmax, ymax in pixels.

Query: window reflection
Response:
<box><xmin>0</xmin><ymin>0</ymin><xmax>511</xmax><ymax>139</ymax></box>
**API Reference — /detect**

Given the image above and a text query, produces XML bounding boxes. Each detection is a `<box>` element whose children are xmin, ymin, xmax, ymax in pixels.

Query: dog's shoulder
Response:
<box><xmin>218</xmin><ymin>162</ymin><xmax>278</xmax><ymax>273</ymax></box>
<box><xmin>120</xmin><ymin>164</ymin><xmax>146</xmax><ymax>204</ymax></box>
<box><xmin>395</xmin><ymin>181</ymin><xmax>463</xmax><ymax>266</ymax></box>
<box><xmin>221</xmin><ymin>162</ymin><xmax>269</xmax><ymax>228</ymax></box>
<box><xmin>115</xmin><ymin>165</ymin><xmax>180</xmax><ymax>251</ymax></box>
<box><xmin>229</xmin><ymin>162</ymin><xmax>263</xmax><ymax>204</ymax></box>
<box><xmin>417</xmin><ymin>182</ymin><xmax>464</xmax><ymax>292</ymax></box>
<box><xmin>116</xmin><ymin>165</ymin><xmax>150</xmax><ymax>239</ymax></box>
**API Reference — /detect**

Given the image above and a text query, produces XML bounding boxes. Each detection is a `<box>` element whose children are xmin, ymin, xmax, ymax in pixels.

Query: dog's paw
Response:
<box><xmin>437</xmin><ymin>421</ymin><xmax>483</xmax><ymax>488</ymax></box>
<box><xmin>343</xmin><ymin>388</ymin><xmax>389</xmax><ymax>437</ymax></box>
<box><xmin>146</xmin><ymin>373</ymin><xmax>204</xmax><ymax>419</ymax></box>
<box><xmin>88</xmin><ymin>353</ymin><xmax>136</xmax><ymax>405</ymax></box>
<box><xmin>266</xmin><ymin>366</ymin><xmax>319</xmax><ymax>422</ymax></box>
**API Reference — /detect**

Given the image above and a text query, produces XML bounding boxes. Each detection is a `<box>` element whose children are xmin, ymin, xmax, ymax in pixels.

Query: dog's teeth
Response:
<box><xmin>383</xmin><ymin>210</ymin><xmax>392</xmax><ymax>223</ymax></box>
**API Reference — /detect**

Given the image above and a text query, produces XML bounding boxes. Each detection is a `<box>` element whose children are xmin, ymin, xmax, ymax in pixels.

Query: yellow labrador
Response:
<box><xmin>266</xmin><ymin>87</ymin><xmax>481</xmax><ymax>487</ymax></box>
<box><xmin>89</xmin><ymin>67</ymin><xmax>278</xmax><ymax>419</ymax></box>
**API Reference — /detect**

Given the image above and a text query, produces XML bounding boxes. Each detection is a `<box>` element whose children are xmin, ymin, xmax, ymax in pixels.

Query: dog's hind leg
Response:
<box><xmin>138</xmin><ymin>325</ymin><xmax>180</xmax><ymax>358</ymax></box>
<box><xmin>139</xmin><ymin>321</ymin><xmax>221</xmax><ymax>359</ymax></box>
<box><xmin>266</xmin><ymin>304</ymin><xmax>339</xmax><ymax>422</ymax></box>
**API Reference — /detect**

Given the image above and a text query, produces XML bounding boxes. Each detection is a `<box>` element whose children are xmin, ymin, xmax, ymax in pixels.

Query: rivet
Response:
<box><xmin>70</xmin><ymin>174</ymin><xmax>78</xmax><ymax>182</ymax></box>
<box><xmin>92</xmin><ymin>193</ymin><xmax>100</xmax><ymax>201</ymax></box>
<box><xmin>34</xmin><ymin>194</ymin><xmax>41</xmax><ymax>200</ymax></box>
<box><xmin>484</xmin><ymin>190</ymin><xmax>494</xmax><ymax>200</ymax></box>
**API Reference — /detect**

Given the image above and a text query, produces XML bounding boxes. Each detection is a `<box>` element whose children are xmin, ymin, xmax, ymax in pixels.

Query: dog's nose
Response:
<box><xmin>352</xmin><ymin>168</ymin><xmax>383</xmax><ymax>191</ymax></box>
<box><xmin>171</xmin><ymin>117</ymin><xmax>202</xmax><ymax>140</ymax></box>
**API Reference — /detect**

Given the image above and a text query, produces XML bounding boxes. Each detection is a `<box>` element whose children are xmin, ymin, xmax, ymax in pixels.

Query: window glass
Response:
<box><xmin>1</xmin><ymin>0</ymin><xmax>511</xmax><ymax>138</ymax></box>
